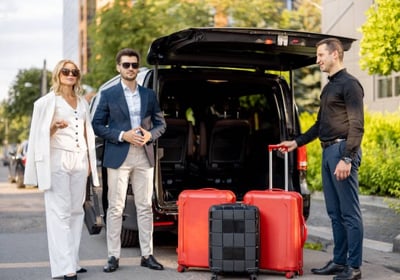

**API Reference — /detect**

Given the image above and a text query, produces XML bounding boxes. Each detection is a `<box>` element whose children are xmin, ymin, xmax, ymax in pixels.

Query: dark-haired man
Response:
<box><xmin>280</xmin><ymin>38</ymin><xmax>364</xmax><ymax>280</ymax></box>
<box><xmin>92</xmin><ymin>48</ymin><xmax>166</xmax><ymax>273</ymax></box>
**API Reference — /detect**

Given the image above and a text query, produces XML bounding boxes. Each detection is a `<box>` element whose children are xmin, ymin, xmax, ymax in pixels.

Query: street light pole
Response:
<box><xmin>4</xmin><ymin>118</ymin><xmax>8</xmax><ymax>145</ymax></box>
<box><xmin>41</xmin><ymin>59</ymin><xmax>47</xmax><ymax>97</ymax></box>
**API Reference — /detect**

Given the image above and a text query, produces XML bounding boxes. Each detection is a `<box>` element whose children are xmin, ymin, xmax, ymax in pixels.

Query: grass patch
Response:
<box><xmin>304</xmin><ymin>241</ymin><xmax>323</xmax><ymax>251</ymax></box>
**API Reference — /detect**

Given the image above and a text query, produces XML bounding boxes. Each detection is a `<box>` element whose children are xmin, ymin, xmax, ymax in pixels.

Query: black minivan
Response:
<box><xmin>91</xmin><ymin>28</ymin><xmax>355</xmax><ymax>246</ymax></box>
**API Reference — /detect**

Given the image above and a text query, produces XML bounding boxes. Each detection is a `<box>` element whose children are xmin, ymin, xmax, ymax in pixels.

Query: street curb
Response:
<box><xmin>307</xmin><ymin>225</ymin><xmax>394</xmax><ymax>253</ymax></box>
<box><xmin>310</xmin><ymin>192</ymin><xmax>399</xmax><ymax>253</ymax></box>
<box><xmin>311</xmin><ymin>191</ymin><xmax>399</xmax><ymax>208</ymax></box>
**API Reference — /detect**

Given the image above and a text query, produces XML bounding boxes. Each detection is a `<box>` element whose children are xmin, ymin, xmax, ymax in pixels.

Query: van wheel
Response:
<box><xmin>121</xmin><ymin>227</ymin><xmax>138</xmax><ymax>247</ymax></box>
<box><xmin>15</xmin><ymin>166</ymin><xmax>25</xmax><ymax>188</ymax></box>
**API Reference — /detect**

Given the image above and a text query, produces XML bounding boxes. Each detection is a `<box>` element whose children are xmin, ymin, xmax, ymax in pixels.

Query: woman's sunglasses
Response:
<box><xmin>61</xmin><ymin>68</ymin><xmax>80</xmax><ymax>77</ymax></box>
<box><xmin>120</xmin><ymin>62</ymin><xmax>139</xmax><ymax>69</ymax></box>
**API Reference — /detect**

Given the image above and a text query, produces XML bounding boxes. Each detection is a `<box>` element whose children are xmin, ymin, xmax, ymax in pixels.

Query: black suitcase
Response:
<box><xmin>209</xmin><ymin>203</ymin><xmax>259</xmax><ymax>280</ymax></box>
<box><xmin>83</xmin><ymin>175</ymin><xmax>104</xmax><ymax>235</ymax></box>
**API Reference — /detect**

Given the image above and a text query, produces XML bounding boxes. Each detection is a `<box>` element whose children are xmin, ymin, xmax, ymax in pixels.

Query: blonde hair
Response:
<box><xmin>51</xmin><ymin>59</ymin><xmax>82</xmax><ymax>95</ymax></box>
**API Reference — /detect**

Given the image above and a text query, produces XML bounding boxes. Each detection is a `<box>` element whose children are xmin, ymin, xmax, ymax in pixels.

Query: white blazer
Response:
<box><xmin>24</xmin><ymin>91</ymin><xmax>99</xmax><ymax>190</ymax></box>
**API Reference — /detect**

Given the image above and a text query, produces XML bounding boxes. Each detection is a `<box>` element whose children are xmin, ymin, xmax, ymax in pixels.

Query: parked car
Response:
<box><xmin>2</xmin><ymin>143</ymin><xmax>16</xmax><ymax>166</ymax></box>
<box><xmin>91</xmin><ymin>28</ymin><xmax>355</xmax><ymax>246</ymax></box>
<box><xmin>8</xmin><ymin>140</ymin><xmax>28</xmax><ymax>188</ymax></box>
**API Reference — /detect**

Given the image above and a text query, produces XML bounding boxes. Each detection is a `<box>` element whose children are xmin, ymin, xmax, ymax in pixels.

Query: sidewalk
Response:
<box><xmin>305</xmin><ymin>192</ymin><xmax>400</xmax><ymax>277</ymax></box>
<box><xmin>308</xmin><ymin>192</ymin><xmax>400</xmax><ymax>250</ymax></box>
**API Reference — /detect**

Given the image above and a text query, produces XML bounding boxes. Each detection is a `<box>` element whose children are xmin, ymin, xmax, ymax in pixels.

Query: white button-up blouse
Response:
<box><xmin>51</xmin><ymin>96</ymin><xmax>87</xmax><ymax>152</ymax></box>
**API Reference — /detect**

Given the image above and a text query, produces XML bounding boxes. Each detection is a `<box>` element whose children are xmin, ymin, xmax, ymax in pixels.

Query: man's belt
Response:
<box><xmin>320</xmin><ymin>138</ymin><xmax>346</xmax><ymax>149</ymax></box>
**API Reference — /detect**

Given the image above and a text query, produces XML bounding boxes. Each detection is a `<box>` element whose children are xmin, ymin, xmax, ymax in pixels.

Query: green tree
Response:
<box><xmin>359</xmin><ymin>0</ymin><xmax>400</xmax><ymax>75</ymax></box>
<box><xmin>2</xmin><ymin>68</ymin><xmax>51</xmax><ymax>143</ymax></box>
<box><xmin>85</xmin><ymin>0</ymin><xmax>212</xmax><ymax>88</ymax></box>
<box><xmin>227</xmin><ymin>0</ymin><xmax>283</xmax><ymax>28</ymax></box>
<box><xmin>280</xmin><ymin>0</ymin><xmax>322</xmax><ymax>113</ymax></box>
<box><xmin>85</xmin><ymin>0</ymin><xmax>289</xmax><ymax>89</ymax></box>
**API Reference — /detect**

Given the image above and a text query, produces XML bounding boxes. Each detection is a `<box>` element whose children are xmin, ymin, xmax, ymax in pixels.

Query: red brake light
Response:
<box><xmin>264</xmin><ymin>38</ymin><xmax>274</xmax><ymax>45</ymax></box>
<box><xmin>297</xmin><ymin>146</ymin><xmax>307</xmax><ymax>171</ymax></box>
<box><xmin>289</xmin><ymin>38</ymin><xmax>306</xmax><ymax>46</ymax></box>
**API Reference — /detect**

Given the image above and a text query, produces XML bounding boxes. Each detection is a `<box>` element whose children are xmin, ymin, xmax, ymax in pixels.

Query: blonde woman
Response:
<box><xmin>24</xmin><ymin>59</ymin><xmax>99</xmax><ymax>280</ymax></box>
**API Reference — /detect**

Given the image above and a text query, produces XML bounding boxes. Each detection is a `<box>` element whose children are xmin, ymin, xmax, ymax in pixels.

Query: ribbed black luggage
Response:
<box><xmin>209</xmin><ymin>203</ymin><xmax>259</xmax><ymax>280</ymax></box>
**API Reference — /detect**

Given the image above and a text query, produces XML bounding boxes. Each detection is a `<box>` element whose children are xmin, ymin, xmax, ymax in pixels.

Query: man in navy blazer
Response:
<box><xmin>92</xmin><ymin>48</ymin><xmax>166</xmax><ymax>272</ymax></box>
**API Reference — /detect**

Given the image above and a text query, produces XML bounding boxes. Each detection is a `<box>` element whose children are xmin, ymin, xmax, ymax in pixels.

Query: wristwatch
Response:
<box><xmin>342</xmin><ymin>157</ymin><xmax>352</xmax><ymax>164</ymax></box>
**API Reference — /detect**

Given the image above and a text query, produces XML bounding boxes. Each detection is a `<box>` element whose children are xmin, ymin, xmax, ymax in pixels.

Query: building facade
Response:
<box><xmin>322</xmin><ymin>0</ymin><xmax>400</xmax><ymax>112</ymax></box>
<box><xmin>62</xmin><ymin>1</ymin><xmax>80</xmax><ymax>65</ymax></box>
<box><xmin>63</xmin><ymin>0</ymin><xmax>96</xmax><ymax>74</ymax></box>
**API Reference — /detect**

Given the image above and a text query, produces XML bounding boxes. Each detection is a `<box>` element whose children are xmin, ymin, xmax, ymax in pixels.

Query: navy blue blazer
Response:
<box><xmin>92</xmin><ymin>82</ymin><xmax>166</xmax><ymax>168</ymax></box>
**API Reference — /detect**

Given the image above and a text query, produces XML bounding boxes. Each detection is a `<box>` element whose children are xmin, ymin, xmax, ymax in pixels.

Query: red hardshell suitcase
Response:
<box><xmin>243</xmin><ymin>145</ymin><xmax>307</xmax><ymax>279</ymax></box>
<box><xmin>177</xmin><ymin>188</ymin><xmax>236</xmax><ymax>272</ymax></box>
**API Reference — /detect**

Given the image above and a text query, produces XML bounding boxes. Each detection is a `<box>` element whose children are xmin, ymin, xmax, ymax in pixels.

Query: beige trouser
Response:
<box><xmin>45</xmin><ymin>148</ymin><xmax>87</xmax><ymax>278</ymax></box>
<box><xmin>106</xmin><ymin>145</ymin><xmax>154</xmax><ymax>259</ymax></box>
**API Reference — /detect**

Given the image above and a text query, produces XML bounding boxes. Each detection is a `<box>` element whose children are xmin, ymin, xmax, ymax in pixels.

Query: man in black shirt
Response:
<box><xmin>280</xmin><ymin>38</ymin><xmax>364</xmax><ymax>280</ymax></box>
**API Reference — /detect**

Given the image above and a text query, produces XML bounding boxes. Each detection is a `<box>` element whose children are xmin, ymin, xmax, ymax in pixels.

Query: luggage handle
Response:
<box><xmin>270</xmin><ymin>145</ymin><xmax>307</xmax><ymax>244</ymax></box>
<box><xmin>268</xmin><ymin>144</ymin><xmax>288</xmax><ymax>191</ymax></box>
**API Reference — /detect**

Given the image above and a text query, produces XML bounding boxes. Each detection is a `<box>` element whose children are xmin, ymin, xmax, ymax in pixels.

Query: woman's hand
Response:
<box><xmin>50</xmin><ymin>119</ymin><xmax>68</xmax><ymax>135</ymax></box>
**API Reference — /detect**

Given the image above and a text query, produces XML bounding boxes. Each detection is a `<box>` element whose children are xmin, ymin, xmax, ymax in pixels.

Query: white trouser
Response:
<box><xmin>45</xmin><ymin>148</ymin><xmax>87</xmax><ymax>278</ymax></box>
<box><xmin>106</xmin><ymin>145</ymin><xmax>154</xmax><ymax>259</ymax></box>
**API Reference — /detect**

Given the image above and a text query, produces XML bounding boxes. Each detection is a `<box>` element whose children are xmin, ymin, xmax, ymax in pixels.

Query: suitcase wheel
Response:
<box><xmin>249</xmin><ymin>274</ymin><xmax>257</xmax><ymax>280</ymax></box>
<box><xmin>285</xmin><ymin>271</ymin><xmax>295</xmax><ymax>279</ymax></box>
<box><xmin>211</xmin><ymin>273</ymin><xmax>218</xmax><ymax>280</ymax></box>
<box><xmin>177</xmin><ymin>264</ymin><xmax>186</xmax><ymax>273</ymax></box>
<box><xmin>284</xmin><ymin>269</ymin><xmax>302</xmax><ymax>278</ymax></box>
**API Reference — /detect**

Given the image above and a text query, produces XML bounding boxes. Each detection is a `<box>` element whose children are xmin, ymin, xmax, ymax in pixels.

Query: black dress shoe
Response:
<box><xmin>76</xmin><ymin>268</ymin><xmax>87</xmax><ymax>273</ymax></box>
<box><xmin>103</xmin><ymin>256</ymin><xmax>119</xmax><ymax>273</ymax></box>
<box><xmin>311</xmin><ymin>260</ymin><xmax>346</xmax><ymax>275</ymax></box>
<box><xmin>64</xmin><ymin>275</ymin><xmax>77</xmax><ymax>280</ymax></box>
<box><xmin>333</xmin><ymin>266</ymin><xmax>362</xmax><ymax>280</ymax></box>
<box><xmin>140</xmin><ymin>255</ymin><xmax>164</xmax><ymax>270</ymax></box>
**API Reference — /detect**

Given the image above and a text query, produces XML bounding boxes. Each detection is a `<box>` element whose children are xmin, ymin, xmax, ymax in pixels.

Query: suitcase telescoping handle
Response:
<box><xmin>268</xmin><ymin>144</ymin><xmax>288</xmax><ymax>191</ymax></box>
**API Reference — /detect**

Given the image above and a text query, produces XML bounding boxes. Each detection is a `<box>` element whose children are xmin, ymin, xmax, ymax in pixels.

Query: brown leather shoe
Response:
<box><xmin>311</xmin><ymin>260</ymin><xmax>346</xmax><ymax>275</ymax></box>
<box><xmin>103</xmin><ymin>256</ymin><xmax>119</xmax><ymax>273</ymax></box>
<box><xmin>333</xmin><ymin>266</ymin><xmax>362</xmax><ymax>280</ymax></box>
<box><xmin>140</xmin><ymin>255</ymin><xmax>164</xmax><ymax>270</ymax></box>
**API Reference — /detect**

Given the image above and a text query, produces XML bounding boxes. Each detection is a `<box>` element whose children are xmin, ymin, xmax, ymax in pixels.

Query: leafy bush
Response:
<box><xmin>299</xmin><ymin>110</ymin><xmax>400</xmax><ymax>202</ymax></box>
<box><xmin>298</xmin><ymin>112</ymin><xmax>322</xmax><ymax>191</ymax></box>
<box><xmin>360</xmin><ymin>111</ymin><xmax>400</xmax><ymax>197</ymax></box>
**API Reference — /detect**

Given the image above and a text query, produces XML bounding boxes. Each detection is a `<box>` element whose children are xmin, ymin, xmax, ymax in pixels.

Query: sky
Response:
<box><xmin>0</xmin><ymin>0</ymin><xmax>62</xmax><ymax>101</ymax></box>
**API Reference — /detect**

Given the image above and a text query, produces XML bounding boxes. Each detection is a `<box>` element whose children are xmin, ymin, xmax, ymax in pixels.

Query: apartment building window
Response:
<box><xmin>377</xmin><ymin>72</ymin><xmax>400</xmax><ymax>98</ymax></box>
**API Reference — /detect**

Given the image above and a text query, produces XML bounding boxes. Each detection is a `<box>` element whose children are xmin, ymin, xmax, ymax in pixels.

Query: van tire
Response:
<box><xmin>121</xmin><ymin>227</ymin><xmax>138</xmax><ymax>247</ymax></box>
<box><xmin>15</xmin><ymin>165</ymin><xmax>25</xmax><ymax>188</ymax></box>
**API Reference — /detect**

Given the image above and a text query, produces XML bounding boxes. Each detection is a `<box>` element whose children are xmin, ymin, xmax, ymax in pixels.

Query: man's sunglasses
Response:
<box><xmin>120</xmin><ymin>62</ymin><xmax>139</xmax><ymax>69</ymax></box>
<box><xmin>61</xmin><ymin>68</ymin><xmax>80</xmax><ymax>77</ymax></box>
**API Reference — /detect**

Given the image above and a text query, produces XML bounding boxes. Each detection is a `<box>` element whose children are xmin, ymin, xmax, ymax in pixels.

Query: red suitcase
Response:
<box><xmin>176</xmin><ymin>188</ymin><xmax>236</xmax><ymax>272</ymax></box>
<box><xmin>243</xmin><ymin>145</ymin><xmax>307</xmax><ymax>278</ymax></box>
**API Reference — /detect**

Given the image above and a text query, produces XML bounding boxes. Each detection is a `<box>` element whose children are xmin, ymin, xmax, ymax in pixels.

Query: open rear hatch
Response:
<box><xmin>147</xmin><ymin>27</ymin><xmax>355</xmax><ymax>70</ymax></box>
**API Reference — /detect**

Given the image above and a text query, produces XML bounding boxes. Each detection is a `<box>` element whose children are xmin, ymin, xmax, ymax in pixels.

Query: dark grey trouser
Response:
<box><xmin>321</xmin><ymin>141</ymin><xmax>363</xmax><ymax>268</ymax></box>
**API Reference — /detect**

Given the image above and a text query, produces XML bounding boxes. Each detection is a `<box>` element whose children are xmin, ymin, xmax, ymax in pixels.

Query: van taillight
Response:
<box><xmin>297</xmin><ymin>146</ymin><xmax>307</xmax><ymax>171</ymax></box>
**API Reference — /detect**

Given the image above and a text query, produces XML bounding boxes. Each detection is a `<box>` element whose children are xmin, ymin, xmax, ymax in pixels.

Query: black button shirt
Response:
<box><xmin>296</xmin><ymin>69</ymin><xmax>364</xmax><ymax>159</ymax></box>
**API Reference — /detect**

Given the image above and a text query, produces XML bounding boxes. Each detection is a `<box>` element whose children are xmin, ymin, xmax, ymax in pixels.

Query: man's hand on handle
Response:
<box><xmin>278</xmin><ymin>140</ymin><xmax>298</xmax><ymax>152</ymax></box>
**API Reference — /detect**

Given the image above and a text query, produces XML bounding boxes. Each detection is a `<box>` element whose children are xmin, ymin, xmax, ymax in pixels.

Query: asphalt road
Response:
<box><xmin>1</xmin><ymin>165</ymin><xmax>400</xmax><ymax>279</ymax></box>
